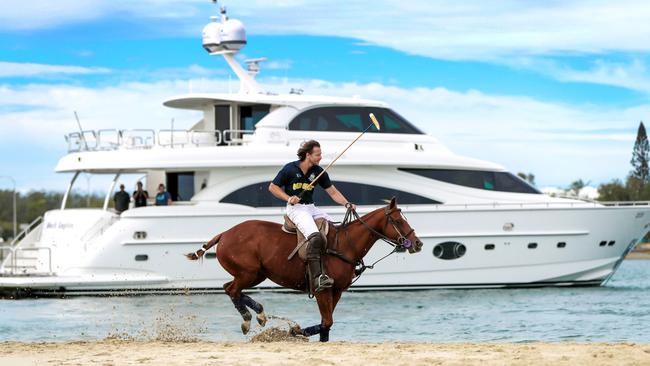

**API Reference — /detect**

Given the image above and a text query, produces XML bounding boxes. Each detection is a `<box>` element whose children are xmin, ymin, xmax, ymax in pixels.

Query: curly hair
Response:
<box><xmin>297</xmin><ymin>140</ymin><xmax>320</xmax><ymax>161</ymax></box>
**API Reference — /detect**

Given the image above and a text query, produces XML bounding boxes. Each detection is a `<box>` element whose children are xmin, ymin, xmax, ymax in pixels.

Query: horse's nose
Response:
<box><xmin>415</xmin><ymin>239</ymin><xmax>423</xmax><ymax>251</ymax></box>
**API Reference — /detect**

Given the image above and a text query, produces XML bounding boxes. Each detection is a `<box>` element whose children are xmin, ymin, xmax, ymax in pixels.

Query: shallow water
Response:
<box><xmin>1</xmin><ymin>260</ymin><xmax>649</xmax><ymax>343</ymax></box>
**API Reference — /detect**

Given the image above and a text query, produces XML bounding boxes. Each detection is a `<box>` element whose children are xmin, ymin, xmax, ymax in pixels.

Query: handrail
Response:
<box><xmin>9</xmin><ymin>216</ymin><xmax>43</xmax><ymax>246</ymax></box>
<box><xmin>408</xmin><ymin>201</ymin><xmax>650</xmax><ymax>211</ymax></box>
<box><xmin>65</xmin><ymin>128</ymin><xmax>252</xmax><ymax>152</ymax></box>
<box><xmin>0</xmin><ymin>246</ymin><xmax>52</xmax><ymax>275</ymax></box>
<box><xmin>81</xmin><ymin>215</ymin><xmax>119</xmax><ymax>244</ymax></box>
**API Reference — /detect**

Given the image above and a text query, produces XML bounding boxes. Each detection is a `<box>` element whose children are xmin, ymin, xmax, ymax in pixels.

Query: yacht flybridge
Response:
<box><xmin>1</xmin><ymin>5</ymin><xmax>648</xmax><ymax>296</ymax></box>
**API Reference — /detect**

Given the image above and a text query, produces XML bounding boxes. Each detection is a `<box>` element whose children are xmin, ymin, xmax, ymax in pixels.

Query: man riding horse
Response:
<box><xmin>268</xmin><ymin>140</ymin><xmax>356</xmax><ymax>293</ymax></box>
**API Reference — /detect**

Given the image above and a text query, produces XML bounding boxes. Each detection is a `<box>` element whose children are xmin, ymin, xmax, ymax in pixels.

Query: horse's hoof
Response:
<box><xmin>256</xmin><ymin>312</ymin><xmax>267</xmax><ymax>327</ymax></box>
<box><xmin>289</xmin><ymin>325</ymin><xmax>303</xmax><ymax>337</ymax></box>
<box><xmin>241</xmin><ymin>320</ymin><xmax>251</xmax><ymax>335</ymax></box>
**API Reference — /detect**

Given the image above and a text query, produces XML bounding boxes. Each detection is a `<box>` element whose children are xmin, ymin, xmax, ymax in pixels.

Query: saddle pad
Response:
<box><xmin>283</xmin><ymin>215</ymin><xmax>329</xmax><ymax>261</ymax></box>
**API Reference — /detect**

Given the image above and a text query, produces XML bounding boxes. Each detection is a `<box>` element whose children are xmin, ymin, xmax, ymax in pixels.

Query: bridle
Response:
<box><xmin>326</xmin><ymin>206</ymin><xmax>416</xmax><ymax>282</ymax></box>
<box><xmin>383</xmin><ymin>207</ymin><xmax>415</xmax><ymax>250</ymax></box>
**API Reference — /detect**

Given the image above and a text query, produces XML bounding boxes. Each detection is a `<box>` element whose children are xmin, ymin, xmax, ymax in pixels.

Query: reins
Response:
<box><xmin>327</xmin><ymin>206</ymin><xmax>411</xmax><ymax>284</ymax></box>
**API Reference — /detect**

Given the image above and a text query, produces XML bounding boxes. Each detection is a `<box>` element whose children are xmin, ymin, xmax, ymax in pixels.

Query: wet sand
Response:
<box><xmin>2</xmin><ymin>341</ymin><xmax>650</xmax><ymax>366</ymax></box>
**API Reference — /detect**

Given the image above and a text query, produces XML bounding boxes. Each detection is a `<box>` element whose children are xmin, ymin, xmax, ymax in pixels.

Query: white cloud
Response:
<box><xmin>265</xmin><ymin>60</ymin><xmax>293</xmax><ymax>70</ymax></box>
<box><xmin>0</xmin><ymin>75</ymin><xmax>645</xmax><ymax>189</ymax></box>
<box><xmin>0</xmin><ymin>61</ymin><xmax>110</xmax><ymax>78</ymax></box>
<box><xmin>4</xmin><ymin>1</ymin><xmax>650</xmax><ymax>61</ymax></box>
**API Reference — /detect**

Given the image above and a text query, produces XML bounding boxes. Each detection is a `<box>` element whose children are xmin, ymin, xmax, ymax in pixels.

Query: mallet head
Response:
<box><xmin>369</xmin><ymin>113</ymin><xmax>381</xmax><ymax>131</ymax></box>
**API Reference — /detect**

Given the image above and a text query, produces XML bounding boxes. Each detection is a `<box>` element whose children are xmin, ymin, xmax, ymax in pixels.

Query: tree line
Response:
<box><xmin>0</xmin><ymin>191</ymin><xmax>104</xmax><ymax>241</ymax></box>
<box><xmin>598</xmin><ymin>121</ymin><xmax>650</xmax><ymax>201</ymax></box>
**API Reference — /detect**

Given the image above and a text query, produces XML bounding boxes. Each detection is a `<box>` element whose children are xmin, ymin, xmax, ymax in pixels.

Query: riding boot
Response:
<box><xmin>306</xmin><ymin>232</ymin><xmax>334</xmax><ymax>292</ymax></box>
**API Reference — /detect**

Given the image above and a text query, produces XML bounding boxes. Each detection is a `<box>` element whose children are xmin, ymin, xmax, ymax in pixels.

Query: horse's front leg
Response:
<box><xmin>298</xmin><ymin>289</ymin><xmax>334</xmax><ymax>342</ymax></box>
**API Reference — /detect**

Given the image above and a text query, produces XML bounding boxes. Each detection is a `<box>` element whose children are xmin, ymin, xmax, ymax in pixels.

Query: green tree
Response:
<box><xmin>568</xmin><ymin>179</ymin><xmax>590</xmax><ymax>196</ymax></box>
<box><xmin>598</xmin><ymin>179</ymin><xmax>629</xmax><ymax>201</ymax></box>
<box><xmin>517</xmin><ymin>172</ymin><xmax>536</xmax><ymax>186</ymax></box>
<box><xmin>0</xmin><ymin>190</ymin><xmax>103</xmax><ymax>241</ymax></box>
<box><xmin>630</xmin><ymin>121</ymin><xmax>650</xmax><ymax>182</ymax></box>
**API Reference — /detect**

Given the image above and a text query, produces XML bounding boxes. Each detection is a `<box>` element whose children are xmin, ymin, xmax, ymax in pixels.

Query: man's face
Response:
<box><xmin>306</xmin><ymin>146</ymin><xmax>322</xmax><ymax>165</ymax></box>
<box><xmin>158</xmin><ymin>185</ymin><xmax>165</xmax><ymax>192</ymax></box>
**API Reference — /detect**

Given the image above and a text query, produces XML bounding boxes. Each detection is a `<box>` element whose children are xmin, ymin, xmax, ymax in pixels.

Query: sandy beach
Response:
<box><xmin>2</xmin><ymin>341</ymin><xmax>650</xmax><ymax>366</ymax></box>
<box><xmin>627</xmin><ymin>243</ymin><xmax>650</xmax><ymax>260</ymax></box>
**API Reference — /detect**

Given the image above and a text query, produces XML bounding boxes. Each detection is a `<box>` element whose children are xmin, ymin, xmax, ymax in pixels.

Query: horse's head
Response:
<box><xmin>383</xmin><ymin>197</ymin><xmax>423</xmax><ymax>253</ymax></box>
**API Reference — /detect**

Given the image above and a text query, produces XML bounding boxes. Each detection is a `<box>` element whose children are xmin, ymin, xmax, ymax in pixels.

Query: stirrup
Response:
<box><xmin>314</xmin><ymin>274</ymin><xmax>334</xmax><ymax>292</ymax></box>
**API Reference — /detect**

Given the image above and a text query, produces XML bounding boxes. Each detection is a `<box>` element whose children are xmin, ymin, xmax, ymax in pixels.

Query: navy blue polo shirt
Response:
<box><xmin>272</xmin><ymin>160</ymin><xmax>332</xmax><ymax>204</ymax></box>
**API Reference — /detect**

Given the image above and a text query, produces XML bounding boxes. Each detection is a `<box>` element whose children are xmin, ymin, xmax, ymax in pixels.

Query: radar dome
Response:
<box><xmin>202</xmin><ymin>18</ymin><xmax>222</xmax><ymax>53</ymax></box>
<box><xmin>220</xmin><ymin>19</ymin><xmax>246</xmax><ymax>51</ymax></box>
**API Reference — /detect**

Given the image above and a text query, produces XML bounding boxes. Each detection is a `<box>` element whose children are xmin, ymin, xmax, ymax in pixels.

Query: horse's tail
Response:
<box><xmin>185</xmin><ymin>233</ymin><xmax>222</xmax><ymax>261</ymax></box>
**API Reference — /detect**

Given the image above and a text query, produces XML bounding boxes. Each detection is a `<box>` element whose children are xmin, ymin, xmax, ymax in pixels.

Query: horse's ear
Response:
<box><xmin>389</xmin><ymin>196</ymin><xmax>396</xmax><ymax>209</ymax></box>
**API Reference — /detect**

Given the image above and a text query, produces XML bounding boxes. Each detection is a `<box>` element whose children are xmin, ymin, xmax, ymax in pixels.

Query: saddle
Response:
<box><xmin>283</xmin><ymin>215</ymin><xmax>330</xmax><ymax>261</ymax></box>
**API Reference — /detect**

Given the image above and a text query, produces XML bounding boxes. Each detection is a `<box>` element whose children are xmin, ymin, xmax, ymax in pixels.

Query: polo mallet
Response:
<box><xmin>296</xmin><ymin>113</ymin><xmax>381</xmax><ymax>201</ymax></box>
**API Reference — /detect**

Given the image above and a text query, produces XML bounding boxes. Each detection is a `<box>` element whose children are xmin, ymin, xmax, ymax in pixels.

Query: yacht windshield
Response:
<box><xmin>399</xmin><ymin>168</ymin><xmax>541</xmax><ymax>194</ymax></box>
<box><xmin>289</xmin><ymin>107</ymin><xmax>423</xmax><ymax>134</ymax></box>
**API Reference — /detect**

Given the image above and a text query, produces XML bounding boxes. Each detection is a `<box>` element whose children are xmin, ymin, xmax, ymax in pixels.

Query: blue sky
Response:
<box><xmin>1</xmin><ymin>1</ymin><xmax>650</xmax><ymax>193</ymax></box>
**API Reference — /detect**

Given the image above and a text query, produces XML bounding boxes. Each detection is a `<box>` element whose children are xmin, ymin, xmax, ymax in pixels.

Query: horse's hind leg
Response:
<box><xmin>241</xmin><ymin>293</ymin><xmax>267</xmax><ymax>327</ymax></box>
<box><xmin>224</xmin><ymin>274</ymin><xmax>267</xmax><ymax>334</ymax></box>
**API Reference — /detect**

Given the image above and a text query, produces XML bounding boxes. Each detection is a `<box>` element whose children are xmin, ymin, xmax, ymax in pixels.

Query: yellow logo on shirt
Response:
<box><xmin>292</xmin><ymin>183</ymin><xmax>314</xmax><ymax>191</ymax></box>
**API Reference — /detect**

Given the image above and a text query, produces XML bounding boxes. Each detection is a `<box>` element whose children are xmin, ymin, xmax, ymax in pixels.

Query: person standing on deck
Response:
<box><xmin>113</xmin><ymin>184</ymin><xmax>130</xmax><ymax>213</ymax></box>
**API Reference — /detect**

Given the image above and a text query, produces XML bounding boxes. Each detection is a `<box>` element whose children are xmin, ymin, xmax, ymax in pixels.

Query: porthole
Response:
<box><xmin>557</xmin><ymin>242</ymin><xmax>566</xmax><ymax>248</ymax></box>
<box><xmin>528</xmin><ymin>243</ymin><xmax>538</xmax><ymax>249</ymax></box>
<box><xmin>433</xmin><ymin>245</ymin><xmax>444</xmax><ymax>258</ymax></box>
<box><xmin>205</xmin><ymin>253</ymin><xmax>217</xmax><ymax>259</ymax></box>
<box><xmin>454</xmin><ymin>243</ymin><xmax>466</xmax><ymax>257</ymax></box>
<box><xmin>608</xmin><ymin>241</ymin><xmax>615</xmax><ymax>246</ymax></box>
<box><xmin>484</xmin><ymin>244</ymin><xmax>495</xmax><ymax>250</ymax></box>
<box><xmin>599</xmin><ymin>241</ymin><xmax>607</xmax><ymax>247</ymax></box>
<box><xmin>135</xmin><ymin>254</ymin><xmax>148</xmax><ymax>261</ymax></box>
<box><xmin>432</xmin><ymin>242</ymin><xmax>466</xmax><ymax>260</ymax></box>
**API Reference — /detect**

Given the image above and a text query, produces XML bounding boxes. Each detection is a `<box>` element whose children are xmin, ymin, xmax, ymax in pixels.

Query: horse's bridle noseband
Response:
<box><xmin>383</xmin><ymin>207</ymin><xmax>415</xmax><ymax>250</ymax></box>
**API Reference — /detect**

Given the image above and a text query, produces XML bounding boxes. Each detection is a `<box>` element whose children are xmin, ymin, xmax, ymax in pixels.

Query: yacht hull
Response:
<box><xmin>1</xmin><ymin>204</ymin><xmax>647</xmax><ymax>297</ymax></box>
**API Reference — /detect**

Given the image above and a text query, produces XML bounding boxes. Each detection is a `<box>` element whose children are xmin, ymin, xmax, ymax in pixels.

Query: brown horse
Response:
<box><xmin>186</xmin><ymin>197</ymin><xmax>423</xmax><ymax>342</ymax></box>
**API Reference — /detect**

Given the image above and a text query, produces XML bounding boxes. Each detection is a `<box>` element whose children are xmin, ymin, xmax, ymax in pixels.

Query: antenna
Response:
<box><xmin>244</xmin><ymin>57</ymin><xmax>267</xmax><ymax>78</ymax></box>
<box><xmin>74</xmin><ymin>111</ymin><xmax>89</xmax><ymax>150</ymax></box>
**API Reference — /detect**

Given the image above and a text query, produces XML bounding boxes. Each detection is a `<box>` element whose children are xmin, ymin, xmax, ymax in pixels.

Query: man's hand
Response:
<box><xmin>345</xmin><ymin>202</ymin><xmax>356</xmax><ymax>211</ymax></box>
<box><xmin>288</xmin><ymin>195</ymin><xmax>301</xmax><ymax>205</ymax></box>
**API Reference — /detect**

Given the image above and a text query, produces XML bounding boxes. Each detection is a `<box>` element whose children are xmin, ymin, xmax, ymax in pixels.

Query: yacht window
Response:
<box><xmin>220</xmin><ymin>181</ymin><xmax>440</xmax><ymax>207</ymax></box>
<box><xmin>399</xmin><ymin>168</ymin><xmax>541</xmax><ymax>194</ymax></box>
<box><xmin>240</xmin><ymin>104</ymin><xmax>270</xmax><ymax>131</ymax></box>
<box><xmin>288</xmin><ymin>107</ymin><xmax>423</xmax><ymax>134</ymax></box>
<box><xmin>214</xmin><ymin>105</ymin><xmax>230</xmax><ymax>146</ymax></box>
<box><xmin>166</xmin><ymin>172</ymin><xmax>195</xmax><ymax>201</ymax></box>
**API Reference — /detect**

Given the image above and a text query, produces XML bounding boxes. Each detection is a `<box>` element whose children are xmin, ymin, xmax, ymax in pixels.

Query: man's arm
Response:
<box><xmin>269</xmin><ymin>183</ymin><xmax>300</xmax><ymax>204</ymax></box>
<box><xmin>325</xmin><ymin>185</ymin><xmax>356</xmax><ymax>210</ymax></box>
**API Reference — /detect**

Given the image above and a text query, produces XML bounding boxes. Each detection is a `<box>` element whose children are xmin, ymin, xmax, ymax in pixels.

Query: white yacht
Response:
<box><xmin>1</xmin><ymin>6</ymin><xmax>648</xmax><ymax>296</ymax></box>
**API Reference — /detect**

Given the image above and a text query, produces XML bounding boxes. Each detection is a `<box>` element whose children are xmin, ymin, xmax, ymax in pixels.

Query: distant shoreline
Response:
<box><xmin>2</xmin><ymin>341</ymin><xmax>649</xmax><ymax>366</ymax></box>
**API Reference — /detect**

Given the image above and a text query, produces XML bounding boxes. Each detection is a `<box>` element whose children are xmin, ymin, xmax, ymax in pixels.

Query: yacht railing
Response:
<box><xmin>0</xmin><ymin>246</ymin><xmax>52</xmax><ymax>275</ymax></box>
<box><xmin>81</xmin><ymin>215</ymin><xmax>119</xmax><ymax>245</ymax></box>
<box><xmin>9</xmin><ymin>216</ymin><xmax>43</xmax><ymax>246</ymax></box>
<box><xmin>65</xmin><ymin>128</ymin><xmax>253</xmax><ymax>152</ymax></box>
<box><xmin>422</xmin><ymin>201</ymin><xmax>650</xmax><ymax>210</ymax></box>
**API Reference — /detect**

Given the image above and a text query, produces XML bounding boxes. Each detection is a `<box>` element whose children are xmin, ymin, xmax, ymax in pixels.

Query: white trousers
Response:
<box><xmin>285</xmin><ymin>203</ymin><xmax>332</xmax><ymax>238</ymax></box>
